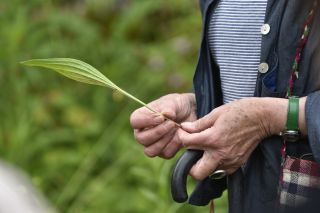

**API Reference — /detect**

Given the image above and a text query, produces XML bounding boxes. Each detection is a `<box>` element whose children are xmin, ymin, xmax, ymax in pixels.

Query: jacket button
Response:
<box><xmin>261</xmin><ymin>24</ymin><xmax>270</xmax><ymax>35</ymax></box>
<box><xmin>258</xmin><ymin>62</ymin><xmax>269</xmax><ymax>73</ymax></box>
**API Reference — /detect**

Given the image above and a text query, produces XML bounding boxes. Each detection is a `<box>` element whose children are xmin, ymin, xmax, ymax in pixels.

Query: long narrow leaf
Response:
<box><xmin>21</xmin><ymin>58</ymin><xmax>179</xmax><ymax>125</ymax></box>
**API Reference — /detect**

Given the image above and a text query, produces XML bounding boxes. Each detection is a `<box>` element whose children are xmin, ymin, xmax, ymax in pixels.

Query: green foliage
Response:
<box><xmin>0</xmin><ymin>0</ymin><xmax>227</xmax><ymax>212</ymax></box>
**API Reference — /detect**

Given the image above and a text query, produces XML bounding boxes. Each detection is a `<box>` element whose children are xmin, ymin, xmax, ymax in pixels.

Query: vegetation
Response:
<box><xmin>0</xmin><ymin>0</ymin><xmax>227</xmax><ymax>212</ymax></box>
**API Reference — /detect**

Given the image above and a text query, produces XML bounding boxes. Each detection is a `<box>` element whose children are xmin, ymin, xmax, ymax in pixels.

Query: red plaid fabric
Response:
<box><xmin>279</xmin><ymin>156</ymin><xmax>320</xmax><ymax>209</ymax></box>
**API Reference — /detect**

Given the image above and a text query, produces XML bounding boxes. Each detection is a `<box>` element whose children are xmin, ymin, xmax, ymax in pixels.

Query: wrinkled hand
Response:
<box><xmin>178</xmin><ymin>97</ymin><xmax>288</xmax><ymax>180</ymax></box>
<box><xmin>130</xmin><ymin>93</ymin><xmax>197</xmax><ymax>159</ymax></box>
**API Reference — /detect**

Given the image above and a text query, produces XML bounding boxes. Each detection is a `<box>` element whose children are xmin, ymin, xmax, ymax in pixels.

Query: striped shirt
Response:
<box><xmin>208</xmin><ymin>0</ymin><xmax>268</xmax><ymax>103</ymax></box>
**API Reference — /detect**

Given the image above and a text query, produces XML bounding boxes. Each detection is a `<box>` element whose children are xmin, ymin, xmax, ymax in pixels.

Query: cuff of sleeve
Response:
<box><xmin>306</xmin><ymin>91</ymin><xmax>320</xmax><ymax>163</ymax></box>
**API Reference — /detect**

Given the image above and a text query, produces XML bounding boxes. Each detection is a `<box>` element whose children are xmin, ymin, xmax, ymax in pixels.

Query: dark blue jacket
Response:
<box><xmin>191</xmin><ymin>0</ymin><xmax>320</xmax><ymax>212</ymax></box>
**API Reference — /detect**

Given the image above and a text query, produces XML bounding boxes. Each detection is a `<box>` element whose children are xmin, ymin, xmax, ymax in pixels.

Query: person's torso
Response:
<box><xmin>208</xmin><ymin>0</ymin><xmax>267</xmax><ymax>103</ymax></box>
<box><xmin>191</xmin><ymin>1</ymin><xmax>320</xmax><ymax>212</ymax></box>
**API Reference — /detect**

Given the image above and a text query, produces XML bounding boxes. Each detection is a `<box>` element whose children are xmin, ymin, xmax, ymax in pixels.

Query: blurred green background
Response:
<box><xmin>0</xmin><ymin>0</ymin><xmax>227</xmax><ymax>212</ymax></box>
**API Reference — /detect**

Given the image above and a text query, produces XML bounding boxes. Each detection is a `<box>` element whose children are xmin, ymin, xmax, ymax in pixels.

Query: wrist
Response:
<box><xmin>260</xmin><ymin>97</ymin><xmax>288</xmax><ymax>136</ymax></box>
<box><xmin>281</xmin><ymin>96</ymin><xmax>301</xmax><ymax>142</ymax></box>
<box><xmin>261</xmin><ymin>97</ymin><xmax>307</xmax><ymax>137</ymax></box>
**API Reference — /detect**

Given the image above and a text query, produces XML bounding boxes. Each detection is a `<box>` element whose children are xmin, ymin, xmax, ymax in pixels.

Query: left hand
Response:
<box><xmin>177</xmin><ymin>97</ymin><xmax>288</xmax><ymax>180</ymax></box>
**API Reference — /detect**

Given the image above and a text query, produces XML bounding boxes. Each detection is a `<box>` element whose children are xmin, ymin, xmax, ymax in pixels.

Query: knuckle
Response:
<box><xmin>130</xmin><ymin>108</ymin><xmax>145</xmax><ymax>127</ymax></box>
<box><xmin>176</xmin><ymin>131</ymin><xmax>186</xmax><ymax>146</ymax></box>
<box><xmin>190</xmin><ymin>170</ymin><xmax>204</xmax><ymax>181</ymax></box>
<box><xmin>129</xmin><ymin>111</ymin><xmax>138</xmax><ymax>126</ymax></box>
<box><xmin>161</xmin><ymin>151</ymin><xmax>173</xmax><ymax>159</ymax></box>
<box><xmin>135</xmin><ymin>133</ymin><xmax>149</xmax><ymax>145</ymax></box>
<box><xmin>171</xmin><ymin>136</ymin><xmax>181</xmax><ymax>147</ymax></box>
<box><xmin>144</xmin><ymin>148</ymin><xmax>156</xmax><ymax>158</ymax></box>
<box><xmin>161</xmin><ymin>146</ymin><xmax>179</xmax><ymax>159</ymax></box>
<box><xmin>164</xmin><ymin>111</ymin><xmax>176</xmax><ymax>120</ymax></box>
<box><xmin>154</xmin><ymin>125</ymin><xmax>166</xmax><ymax>137</ymax></box>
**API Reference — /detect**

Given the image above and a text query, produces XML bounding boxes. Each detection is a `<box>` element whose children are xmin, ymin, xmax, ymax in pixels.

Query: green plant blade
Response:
<box><xmin>21</xmin><ymin>58</ymin><xmax>116</xmax><ymax>88</ymax></box>
<box><xmin>21</xmin><ymin>58</ymin><xmax>180</xmax><ymax>125</ymax></box>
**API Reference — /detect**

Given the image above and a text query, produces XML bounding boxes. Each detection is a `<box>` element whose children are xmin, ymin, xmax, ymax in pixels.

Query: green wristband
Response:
<box><xmin>286</xmin><ymin>96</ymin><xmax>299</xmax><ymax>131</ymax></box>
<box><xmin>281</xmin><ymin>96</ymin><xmax>300</xmax><ymax>142</ymax></box>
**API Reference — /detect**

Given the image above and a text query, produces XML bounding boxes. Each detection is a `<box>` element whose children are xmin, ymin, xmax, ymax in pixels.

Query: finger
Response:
<box><xmin>144</xmin><ymin>128</ymin><xmax>176</xmax><ymax>157</ymax></box>
<box><xmin>130</xmin><ymin>107</ymin><xmax>165</xmax><ymax>129</ymax></box>
<box><xmin>218</xmin><ymin>142</ymin><xmax>257</xmax><ymax>170</ymax></box>
<box><xmin>177</xmin><ymin>128</ymin><xmax>216</xmax><ymax>148</ymax></box>
<box><xmin>181</xmin><ymin>107</ymin><xmax>221</xmax><ymax>133</ymax></box>
<box><xmin>134</xmin><ymin>121</ymin><xmax>176</xmax><ymax>146</ymax></box>
<box><xmin>213</xmin><ymin>146</ymin><xmax>257</xmax><ymax>176</ymax></box>
<box><xmin>162</xmin><ymin>109</ymin><xmax>177</xmax><ymax>121</ymax></box>
<box><xmin>159</xmin><ymin>134</ymin><xmax>183</xmax><ymax>159</ymax></box>
<box><xmin>189</xmin><ymin>151</ymin><xmax>220</xmax><ymax>180</ymax></box>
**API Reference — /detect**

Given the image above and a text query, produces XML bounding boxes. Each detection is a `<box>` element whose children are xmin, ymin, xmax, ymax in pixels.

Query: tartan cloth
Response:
<box><xmin>279</xmin><ymin>156</ymin><xmax>320</xmax><ymax>211</ymax></box>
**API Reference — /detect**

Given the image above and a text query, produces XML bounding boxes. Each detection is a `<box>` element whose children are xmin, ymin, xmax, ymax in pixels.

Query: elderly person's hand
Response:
<box><xmin>130</xmin><ymin>93</ymin><xmax>197</xmax><ymax>159</ymax></box>
<box><xmin>178</xmin><ymin>97</ymin><xmax>296</xmax><ymax>180</ymax></box>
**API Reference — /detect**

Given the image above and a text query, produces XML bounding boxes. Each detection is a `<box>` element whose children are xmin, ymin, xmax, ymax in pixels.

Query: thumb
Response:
<box><xmin>161</xmin><ymin>109</ymin><xmax>177</xmax><ymax>121</ymax></box>
<box><xmin>189</xmin><ymin>151</ymin><xmax>220</xmax><ymax>180</ymax></box>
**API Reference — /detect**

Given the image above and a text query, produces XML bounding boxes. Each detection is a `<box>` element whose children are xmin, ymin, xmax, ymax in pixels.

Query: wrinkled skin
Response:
<box><xmin>130</xmin><ymin>93</ymin><xmax>197</xmax><ymax>159</ymax></box>
<box><xmin>130</xmin><ymin>93</ymin><xmax>306</xmax><ymax>180</ymax></box>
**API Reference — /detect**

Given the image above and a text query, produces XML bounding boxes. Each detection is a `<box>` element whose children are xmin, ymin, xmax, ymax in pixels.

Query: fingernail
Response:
<box><xmin>154</xmin><ymin>116</ymin><xmax>164</xmax><ymax>124</ymax></box>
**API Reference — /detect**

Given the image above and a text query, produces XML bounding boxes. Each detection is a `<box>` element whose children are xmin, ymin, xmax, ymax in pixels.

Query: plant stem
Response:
<box><xmin>115</xmin><ymin>87</ymin><xmax>181</xmax><ymax>127</ymax></box>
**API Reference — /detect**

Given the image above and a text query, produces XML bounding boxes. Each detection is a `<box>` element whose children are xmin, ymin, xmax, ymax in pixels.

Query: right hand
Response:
<box><xmin>130</xmin><ymin>93</ymin><xmax>197</xmax><ymax>159</ymax></box>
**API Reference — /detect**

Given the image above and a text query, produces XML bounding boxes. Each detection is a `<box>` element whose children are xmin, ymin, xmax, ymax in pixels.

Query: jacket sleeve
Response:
<box><xmin>199</xmin><ymin>0</ymin><xmax>207</xmax><ymax>17</ymax></box>
<box><xmin>306</xmin><ymin>91</ymin><xmax>320</xmax><ymax>163</ymax></box>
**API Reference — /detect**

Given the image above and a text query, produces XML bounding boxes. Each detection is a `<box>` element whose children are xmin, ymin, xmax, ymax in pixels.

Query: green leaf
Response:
<box><xmin>21</xmin><ymin>58</ymin><xmax>114</xmax><ymax>88</ymax></box>
<box><xmin>21</xmin><ymin>58</ymin><xmax>179</xmax><ymax>124</ymax></box>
